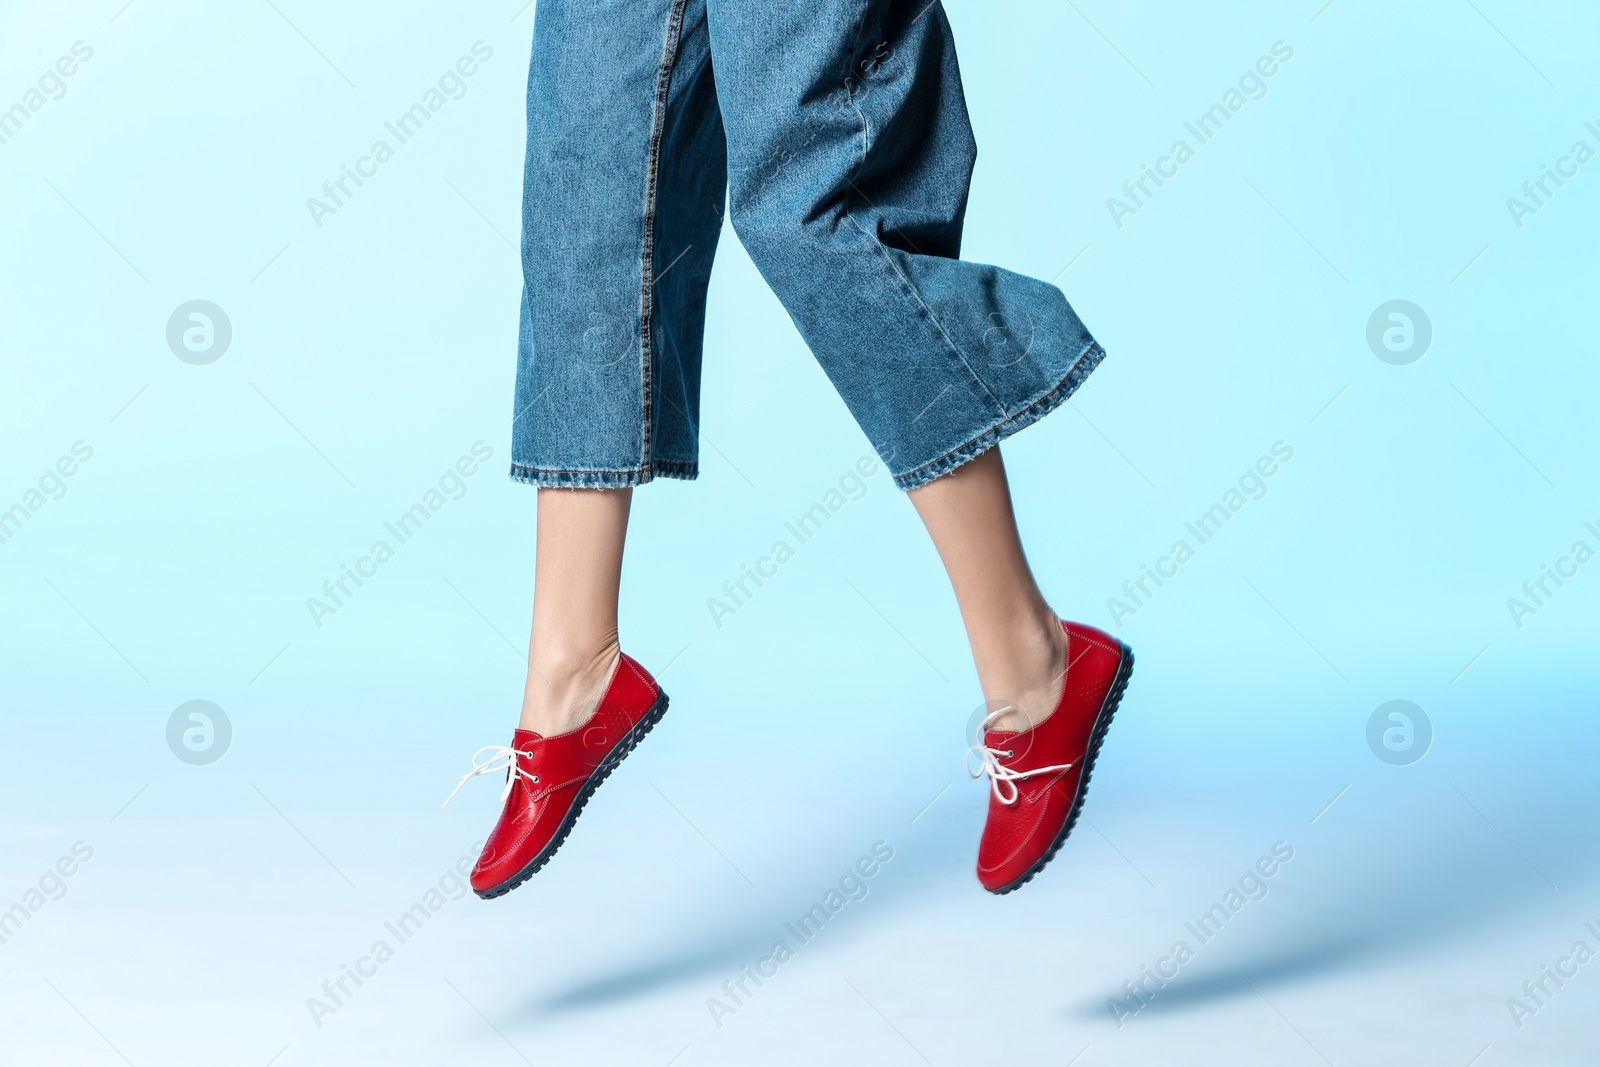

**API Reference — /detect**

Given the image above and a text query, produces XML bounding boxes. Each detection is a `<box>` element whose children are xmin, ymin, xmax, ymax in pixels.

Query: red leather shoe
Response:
<box><xmin>444</xmin><ymin>653</ymin><xmax>668</xmax><ymax>899</ymax></box>
<box><xmin>969</xmin><ymin>620</ymin><xmax>1133</xmax><ymax>894</ymax></box>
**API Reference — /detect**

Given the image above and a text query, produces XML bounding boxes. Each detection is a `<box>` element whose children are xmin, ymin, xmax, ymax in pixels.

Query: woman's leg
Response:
<box><xmin>908</xmin><ymin>445</ymin><xmax>1064</xmax><ymax>731</ymax></box>
<box><xmin>460</xmin><ymin>0</ymin><xmax>721</xmax><ymax>899</ymax></box>
<box><xmin>519</xmin><ymin>486</ymin><xmax>632</xmax><ymax>736</ymax></box>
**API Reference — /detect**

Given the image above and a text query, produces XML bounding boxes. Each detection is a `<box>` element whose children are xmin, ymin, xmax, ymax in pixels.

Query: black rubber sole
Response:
<box><xmin>987</xmin><ymin>643</ymin><xmax>1135</xmax><ymax>895</ymax></box>
<box><xmin>475</xmin><ymin>690</ymin><xmax>670</xmax><ymax>900</ymax></box>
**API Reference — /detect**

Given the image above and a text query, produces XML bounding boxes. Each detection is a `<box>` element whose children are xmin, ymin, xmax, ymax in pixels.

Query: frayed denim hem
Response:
<box><xmin>508</xmin><ymin>459</ymin><xmax>699</xmax><ymax>489</ymax></box>
<box><xmin>892</xmin><ymin>342</ymin><xmax>1108</xmax><ymax>492</ymax></box>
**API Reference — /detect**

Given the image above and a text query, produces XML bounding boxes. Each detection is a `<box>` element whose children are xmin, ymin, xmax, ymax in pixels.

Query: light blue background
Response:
<box><xmin>3</xmin><ymin>1</ymin><xmax>1598</xmax><ymax>1064</ymax></box>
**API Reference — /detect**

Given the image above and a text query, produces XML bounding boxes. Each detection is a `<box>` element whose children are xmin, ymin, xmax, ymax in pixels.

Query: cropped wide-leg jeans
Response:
<box><xmin>510</xmin><ymin>0</ymin><xmax>1105</xmax><ymax>491</ymax></box>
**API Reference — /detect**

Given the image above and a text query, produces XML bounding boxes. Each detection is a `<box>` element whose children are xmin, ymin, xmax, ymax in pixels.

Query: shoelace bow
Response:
<box><xmin>441</xmin><ymin>745</ymin><xmax>540</xmax><ymax>808</ymax></box>
<box><xmin>965</xmin><ymin>706</ymin><xmax>1075</xmax><ymax>805</ymax></box>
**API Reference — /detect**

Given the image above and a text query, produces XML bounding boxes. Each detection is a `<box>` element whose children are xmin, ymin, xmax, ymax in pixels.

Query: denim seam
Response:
<box><xmin>893</xmin><ymin>340</ymin><xmax>1105</xmax><ymax>490</ymax></box>
<box><xmin>843</xmin><ymin>1</ymin><xmax>872</xmax><ymax>159</ymax></box>
<box><xmin>509</xmin><ymin>460</ymin><xmax>697</xmax><ymax>473</ymax></box>
<box><xmin>508</xmin><ymin>459</ymin><xmax>697</xmax><ymax>489</ymax></box>
<box><xmin>638</xmin><ymin>0</ymin><xmax>692</xmax><ymax>483</ymax></box>
<box><xmin>846</xmin><ymin>213</ymin><xmax>1006</xmax><ymax>418</ymax></box>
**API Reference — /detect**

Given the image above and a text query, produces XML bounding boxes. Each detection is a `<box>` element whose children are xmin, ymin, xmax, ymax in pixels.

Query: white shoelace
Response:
<box><xmin>441</xmin><ymin>745</ymin><xmax>539</xmax><ymax>808</ymax></box>
<box><xmin>965</xmin><ymin>707</ymin><xmax>1075</xmax><ymax>805</ymax></box>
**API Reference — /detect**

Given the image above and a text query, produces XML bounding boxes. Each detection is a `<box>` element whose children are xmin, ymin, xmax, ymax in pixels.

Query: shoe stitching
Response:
<box><xmin>980</xmin><ymin>775</ymin><xmax>1075</xmax><ymax>872</ymax></box>
<box><xmin>621</xmin><ymin>654</ymin><xmax>652</xmax><ymax>692</ymax></box>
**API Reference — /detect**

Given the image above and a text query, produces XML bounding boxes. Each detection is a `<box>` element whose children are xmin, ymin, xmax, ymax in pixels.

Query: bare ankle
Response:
<box><xmin>520</xmin><ymin>639</ymin><xmax>621</xmax><ymax>735</ymax></box>
<box><xmin>529</xmin><ymin>637</ymin><xmax>619</xmax><ymax>681</ymax></box>
<box><xmin>976</xmin><ymin>612</ymin><xmax>1066</xmax><ymax>732</ymax></box>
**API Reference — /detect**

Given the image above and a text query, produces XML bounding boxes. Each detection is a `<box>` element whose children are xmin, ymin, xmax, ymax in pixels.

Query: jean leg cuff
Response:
<box><xmin>892</xmin><ymin>342</ymin><xmax>1107</xmax><ymax>491</ymax></box>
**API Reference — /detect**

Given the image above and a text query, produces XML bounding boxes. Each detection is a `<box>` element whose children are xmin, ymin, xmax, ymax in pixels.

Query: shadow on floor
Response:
<box><xmin>516</xmin><ymin>784</ymin><xmax>974</xmax><ymax>1019</ymax></box>
<box><xmin>1068</xmin><ymin>775</ymin><xmax>1592</xmax><ymax>1021</ymax></box>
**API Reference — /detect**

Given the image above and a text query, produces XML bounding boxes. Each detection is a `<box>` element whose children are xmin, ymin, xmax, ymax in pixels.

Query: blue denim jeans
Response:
<box><xmin>511</xmin><ymin>0</ymin><xmax>1105</xmax><ymax>491</ymax></box>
